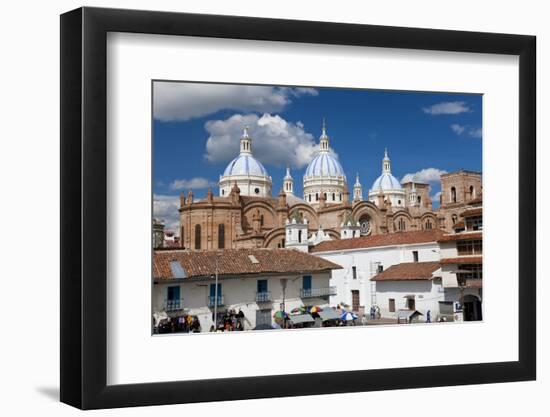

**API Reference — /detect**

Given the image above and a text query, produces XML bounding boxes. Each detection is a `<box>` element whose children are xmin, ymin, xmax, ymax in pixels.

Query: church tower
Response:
<box><xmin>283</xmin><ymin>166</ymin><xmax>294</xmax><ymax>195</ymax></box>
<box><xmin>353</xmin><ymin>173</ymin><xmax>362</xmax><ymax>201</ymax></box>
<box><xmin>285</xmin><ymin>212</ymin><xmax>309</xmax><ymax>252</ymax></box>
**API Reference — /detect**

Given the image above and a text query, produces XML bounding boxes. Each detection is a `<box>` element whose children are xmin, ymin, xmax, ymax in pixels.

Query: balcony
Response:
<box><xmin>164</xmin><ymin>299</ymin><xmax>184</xmax><ymax>312</ymax></box>
<box><xmin>256</xmin><ymin>292</ymin><xmax>272</xmax><ymax>302</ymax></box>
<box><xmin>207</xmin><ymin>295</ymin><xmax>225</xmax><ymax>307</ymax></box>
<box><xmin>300</xmin><ymin>286</ymin><xmax>337</xmax><ymax>299</ymax></box>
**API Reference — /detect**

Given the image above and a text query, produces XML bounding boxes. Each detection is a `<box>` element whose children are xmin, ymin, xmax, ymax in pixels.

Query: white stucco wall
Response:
<box><xmin>153</xmin><ymin>272</ymin><xmax>333</xmax><ymax>331</ymax></box>
<box><xmin>315</xmin><ymin>242</ymin><xmax>440</xmax><ymax>312</ymax></box>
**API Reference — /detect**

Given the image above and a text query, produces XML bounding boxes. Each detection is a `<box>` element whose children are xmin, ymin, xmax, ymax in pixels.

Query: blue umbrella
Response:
<box><xmin>341</xmin><ymin>311</ymin><xmax>358</xmax><ymax>321</ymax></box>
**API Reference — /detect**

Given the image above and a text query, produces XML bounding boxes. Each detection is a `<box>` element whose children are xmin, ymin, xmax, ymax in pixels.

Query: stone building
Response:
<box><xmin>176</xmin><ymin>121</ymin><xmax>482</xmax><ymax>251</ymax></box>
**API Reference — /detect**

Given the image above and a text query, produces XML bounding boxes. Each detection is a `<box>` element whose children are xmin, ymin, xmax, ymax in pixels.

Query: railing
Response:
<box><xmin>207</xmin><ymin>295</ymin><xmax>225</xmax><ymax>307</ymax></box>
<box><xmin>300</xmin><ymin>286</ymin><xmax>337</xmax><ymax>298</ymax></box>
<box><xmin>164</xmin><ymin>299</ymin><xmax>184</xmax><ymax>311</ymax></box>
<box><xmin>256</xmin><ymin>292</ymin><xmax>272</xmax><ymax>302</ymax></box>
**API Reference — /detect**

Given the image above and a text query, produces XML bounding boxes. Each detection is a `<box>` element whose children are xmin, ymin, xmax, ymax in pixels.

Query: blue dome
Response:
<box><xmin>371</xmin><ymin>173</ymin><xmax>403</xmax><ymax>190</ymax></box>
<box><xmin>305</xmin><ymin>153</ymin><xmax>346</xmax><ymax>178</ymax></box>
<box><xmin>223</xmin><ymin>154</ymin><xmax>269</xmax><ymax>177</ymax></box>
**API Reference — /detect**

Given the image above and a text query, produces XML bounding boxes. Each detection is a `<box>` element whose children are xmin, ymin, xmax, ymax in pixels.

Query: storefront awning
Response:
<box><xmin>318</xmin><ymin>309</ymin><xmax>340</xmax><ymax>321</ymax></box>
<box><xmin>289</xmin><ymin>313</ymin><xmax>315</xmax><ymax>324</ymax></box>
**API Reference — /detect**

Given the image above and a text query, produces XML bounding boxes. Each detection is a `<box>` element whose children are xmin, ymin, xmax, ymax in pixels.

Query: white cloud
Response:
<box><xmin>423</xmin><ymin>101</ymin><xmax>470</xmax><ymax>115</ymax></box>
<box><xmin>468</xmin><ymin>127</ymin><xmax>482</xmax><ymax>139</ymax></box>
<box><xmin>450</xmin><ymin>123</ymin><xmax>466</xmax><ymax>135</ymax></box>
<box><xmin>153</xmin><ymin>82</ymin><xmax>318</xmax><ymax>121</ymax></box>
<box><xmin>450</xmin><ymin>123</ymin><xmax>482</xmax><ymax>139</ymax></box>
<box><xmin>401</xmin><ymin>168</ymin><xmax>447</xmax><ymax>184</ymax></box>
<box><xmin>153</xmin><ymin>194</ymin><xmax>180</xmax><ymax>234</ymax></box>
<box><xmin>204</xmin><ymin>113</ymin><xmax>330</xmax><ymax>168</ymax></box>
<box><xmin>169</xmin><ymin>177</ymin><xmax>217</xmax><ymax>191</ymax></box>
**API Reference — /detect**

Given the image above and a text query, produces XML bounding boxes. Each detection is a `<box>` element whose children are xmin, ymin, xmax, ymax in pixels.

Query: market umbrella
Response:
<box><xmin>309</xmin><ymin>306</ymin><xmax>323</xmax><ymax>314</ymax></box>
<box><xmin>341</xmin><ymin>311</ymin><xmax>358</xmax><ymax>321</ymax></box>
<box><xmin>273</xmin><ymin>311</ymin><xmax>288</xmax><ymax>319</ymax></box>
<box><xmin>291</xmin><ymin>307</ymin><xmax>304</xmax><ymax>314</ymax></box>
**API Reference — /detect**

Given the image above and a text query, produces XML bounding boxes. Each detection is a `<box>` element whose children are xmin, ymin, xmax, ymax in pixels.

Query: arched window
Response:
<box><xmin>332</xmin><ymin>193</ymin><xmax>335</xmax><ymax>201</ymax></box>
<box><xmin>316</xmin><ymin>193</ymin><xmax>319</xmax><ymax>201</ymax></box>
<box><xmin>451</xmin><ymin>187</ymin><xmax>457</xmax><ymax>203</ymax></box>
<box><xmin>323</xmin><ymin>193</ymin><xmax>327</xmax><ymax>200</ymax></box>
<box><xmin>417</xmin><ymin>195</ymin><xmax>422</xmax><ymax>204</ymax></box>
<box><xmin>425</xmin><ymin>220</ymin><xmax>432</xmax><ymax>230</ymax></box>
<box><xmin>180</xmin><ymin>226</ymin><xmax>185</xmax><ymax>248</ymax></box>
<box><xmin>218</xmin><ymin>224</ymin><xmax>225</xmax><ymax>249</ymax></box>
<box><xmin>339</xmin><ymin>193</ymin><xmax>342</xmax><ymax>201</ymax></box>
<box><xmin>398</xmin><ymin>218</ymin><xmax>406</xmax><ymax>231</ymax></box>
<box><xmin>470</xmin><ymin>185</ymin><xmax>475</xmax><ymax>199</ymax></box>
<box><xmin>452</xmin><ymin>214</ymin><xmax>458</xmax><ymax>225</ymax></box>
<box><xmin>397</xmin><ymin>200</ymin><xmax>401</xmax><ymax>206</ymax></box>
<box><xmin>308</xmin><ymin>194</ymin><xmax>311</xmax><ymax>202</ymax></box>
<box><xmin>194</xmin><ymin>224</ymin><xmax>201</xmax><ymax>250</ymax></box>
<box><xmin>298</xmin><ymin>230</ymin><xmax>302</xmax><ymax>242</ymax></box>
<box><xmin>281</xmin><ymin>238</ymin><xmax>285</xmax><ymax>248</ymax></box>
<box><xmin>260</xmin><ymin>215</ymin><xmax>264</xmax><ymax>226</ymax></box>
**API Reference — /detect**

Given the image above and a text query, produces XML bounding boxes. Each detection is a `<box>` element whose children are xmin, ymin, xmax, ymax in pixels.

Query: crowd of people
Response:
<box><xmin>156</xmin><ymin>314</ymin><xmax>201</xmax><ymax>334</ymax></box>
<box><xmin>210</xmin><ymin>309</ymin><xmax>246</xmax><ymax>332</ymax></box>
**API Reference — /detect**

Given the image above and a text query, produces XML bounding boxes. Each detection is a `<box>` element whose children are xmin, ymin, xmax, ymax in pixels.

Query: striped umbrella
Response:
<box><xmin>341</xmin><ymin>311</ymin><xmax>358</xmax><ymax>321</ymax></box>
<box><xmin>309</xmin><ymin>306</ymin><xmax>323</xmax><ymax>314</ymax></box>
<box><xmin>273</xmin><ymin>311</ymin><xmax>288</xmax><ymax>319</ymax></box>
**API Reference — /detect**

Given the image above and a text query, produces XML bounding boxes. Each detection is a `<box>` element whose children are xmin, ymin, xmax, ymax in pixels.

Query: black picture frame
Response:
<box><xmin>60</xmin><ymin>6</ymin><xmax>536</xmax><ymax>410</ymax></box>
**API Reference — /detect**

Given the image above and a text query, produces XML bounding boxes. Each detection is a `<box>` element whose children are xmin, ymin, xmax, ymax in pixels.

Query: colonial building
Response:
<box><xmin>152</xmin><ymin>248</ymin><xmax>341</xmax><ymax>331</ymax></box>
<box><xmin>176</xmin><ymin>121</ymin><xmax>482</xmax><ymax>252</ymax></box>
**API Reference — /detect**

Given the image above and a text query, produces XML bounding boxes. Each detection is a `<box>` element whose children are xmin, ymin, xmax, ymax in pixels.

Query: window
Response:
<box><xmin>257</xmin><ymin>279</ymin><xmax>268</xmax><ymax>295</ymax></box>
<box><xmin>397</xmin><ymin>200</ymin><xmax>401</xmax><ymax>205</ymax></box>
<box><xmin>180</xmin><ymin>226</ymin><xmax>185</xmax><ymax>248</ymax></box>
<box><xmin>254</xmin><ymin>187</ymin><xmax>260</xmax><ymax>194</ymax></box>
<box><xmin>298</xmin><ymin>230</ymin><xmax>302</xmax><ymax>242</ymax></box>
<box><xmin>425</xmin><ymin>220</ymin><xmax>432</xmax><ymax>230</ymax></box>
<box><xmin>398</xmin><ymin>218</ymin><xmax>406</xmax><ymax>231</ymax></box>
<box><xmin>406</xmin><ymin>297</ymin><xmax>416</xmax><ymax>310</ymax></box>
<box><xmin>315</xmin><ymin>193</ymin><xmax>319</xmax><ymax>201</ymax></box>
<box><xmin>332</xmin><ymin>193</ymin><xmax>335</xmax><ymax>201</ymax></box>
<box><xmin>194</xmin><ymin>224</ymin><xmax>201</xmax><ymax>250</ymax></box>
<box><xmin>221</xmin><ymin>190</ymin><xmax>224</xmax><ymax>195</ymax></box>
<box><xmin>339</xmin><ymin>193</ymin><xmax>342</xmax><ymax>201</ymax></box>
<box><xmin>417</xmin><ymin>195</ymin><xmax>422</xmax><ymax>204</ymax></box>
<box><xmin>308</xmin><ymin>195</ymin><xmax>311</xmax><ymax>202</ymax></box>
<box><xmin>452</xmin><ymin>214</ymin><xmax>458</xmax><ymax>225</ymax></box>
<box><xmin>457</xmin><ymin>263</ymin><xmax>482</xmax><ymax>287</ymax></box>
<box><xmin>218</xmin><ymin>224</ymin><xmax>225</xmax><ymax>249</ymax></box>
<box><xmin>167</xmin><ymin>286</ymin><xmax>181</xmax><ymax>311</ymax></box>
<box><xmin>260</xmin><ymin>214</ymin><xmax>264</xmax><ymax>226</ymax></box>
<box><xmin>209</xmin><ymin>283</ymin><xmax>222</xmax><ymax>305</ymax></box>
<box><xmin>389</xmin><ymin>298</ymin><xmax>395</xmax><ymax>312</ymax></box>
<box><xmin>466</xmin><ymin>216</ymin><xmax>483</xmax><ymax>231</ymax></box>
<box><xmin>451</xmin><ymin>187</ymin><xmax>457</xmax><ymax>203</ymax></box>
<box><xmin>302</xmin><ymin>275</ymin><xmax>312</xmax><ymax>291</ymax></box>
<box><xmin>352</xmin><ymin>266</ymin><xmax>357</xmax><ymax>279</ymax></box>
<box><xmin>323</xmin><ymin>192</ymin><xmax>327</xmax><ymax>200</ymax></box>
<box><xmin>470</xmin><ymin>185</ymin><xmax>475</xmax><ymax>199</ymax></box>
<box><xmin>413</xmin><ymin>251</ymin><xmax>419</xmax><ymax>262</ymax></box>
<box><xmin>377</xmin><ymin>264</ymin><xmax>384</xmax><ymax>273</ymax></box>
<box><xmin>281</xmin><ymin>238</ymin><xmax>285</xmax><ymax>248</ymax></box>
<box><xmin>457</xmin><ymin>239</ymin><xmax>482</xmax><ymax>255</ymax></box>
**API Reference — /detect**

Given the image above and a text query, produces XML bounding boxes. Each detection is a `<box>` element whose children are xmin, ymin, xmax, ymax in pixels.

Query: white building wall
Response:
<box><xmin>153</xmin><ymin>272</ymin><xmax>332</xmax><ymax>332</ymax></box>
<box><xmin>316</xmin><ymin>243</ymin><xmax>440</xmax><ymax>311</ymax></box>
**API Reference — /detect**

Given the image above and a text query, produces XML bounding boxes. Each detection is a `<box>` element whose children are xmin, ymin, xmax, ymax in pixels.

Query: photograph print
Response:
<box><xmin>152</xmin><ymin>81</ymin><xmax>483</xmax><ymax>335</ymax></box>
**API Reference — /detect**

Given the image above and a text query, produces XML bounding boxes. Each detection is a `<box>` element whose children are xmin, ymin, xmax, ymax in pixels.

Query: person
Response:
<box><xmin>426</xmin><ymin>310</ymin><xmax>431</xmax><ymax>323</ymax></box>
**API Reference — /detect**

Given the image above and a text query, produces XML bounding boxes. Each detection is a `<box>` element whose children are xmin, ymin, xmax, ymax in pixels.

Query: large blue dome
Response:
<box><xmin>305</xmin><ymin>153</ymin><xmax>346</xmax><ymax>178</ymax></box>
<box><xmin>371</xmin><ymin>172</ymin><xmax>402</xmax><ymax>190</ymax></box>
<box><xmin>223</xmin><ymin>154</ymin><xmax>269</xmax><ymax>177</ymax></box>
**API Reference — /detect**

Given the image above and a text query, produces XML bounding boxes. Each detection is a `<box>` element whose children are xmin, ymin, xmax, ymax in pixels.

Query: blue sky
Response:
<box><xmin>153</xmin><ymin>81</ymin><xmax>482</xmax><ymax>232</ymax></box>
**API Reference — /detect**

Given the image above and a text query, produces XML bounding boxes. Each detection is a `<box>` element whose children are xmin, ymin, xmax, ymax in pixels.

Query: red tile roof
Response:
<box><xmin>371</xmin><ymin>262</ymin><xmax>440</xmax><ymax>281</ymax></box>
<box><xmin>311</xmin><ymin>230</ymin><xmax>446</xmax><ymax>253</ymax></box>
<box><xmin>460</xmin><ymin>207</ymin><xmax>482</xmax><ymax>217</ymax></box>
<box><xmin>154</xmin><ymin>248</ymin><xmax>343</xmax><ymax>281</ymax></box>
<box><xmin>440</xmin><ymin>256</ymin><xmax>482</xmax><ymax>265</ymax></box>
<box><xmin>438</xmin><ymin>232</ymin><xmax>482</xmax><ymax>242</ymax></box>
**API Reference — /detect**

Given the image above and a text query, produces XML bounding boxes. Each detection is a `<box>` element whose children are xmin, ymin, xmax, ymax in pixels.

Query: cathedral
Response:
<box><xmin>175</xmin><ymin>122</ymin><xmax>482</xmax><ymax>251</ymax></box>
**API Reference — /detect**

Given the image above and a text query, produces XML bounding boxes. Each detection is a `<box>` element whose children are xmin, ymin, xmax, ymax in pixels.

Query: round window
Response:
<box><xmin>254</xmin><ymin>188</ymin><xmax>260</xmax><ymax>194</ymax></box>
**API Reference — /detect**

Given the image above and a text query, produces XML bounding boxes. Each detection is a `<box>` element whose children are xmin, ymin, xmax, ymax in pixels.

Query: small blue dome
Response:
<box><xmin>223</xmin><ymin>154</ymin><xmax>269</xmax><ymax>177</ymax></box>
<box><xmin>371</xmin><ymin>173</ymin><xmax>402</xmax><ymax>190</ymax></box>
<box><xmin>305</xmin><ymin>153</ymin><xmax>346</xmax><ymax>178</ymax></box>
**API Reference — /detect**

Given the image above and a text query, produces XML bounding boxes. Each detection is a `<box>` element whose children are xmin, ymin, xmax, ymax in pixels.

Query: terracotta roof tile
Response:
<box><xmin>371</xmin><ymin>262</ymin><xmax>440</xmax><ymax>281</ymax></box>
<box><xmin>154</xmin><ymin>248</ymin><xmax>342</xmax><ymax>280</ymax></box>
<box><xmin>311</xmin><ymin>230</ymin><xmax>446</xmax><ymax>253</ymax></box>
<box><xmin>460</xmin><ymin>207</ymin><xmax>482</xmax><ymax>217</ymax></box>
<box><xmin>440</xmin><ymin>256</ymin><xmax>483</xmax><ymax>264</ymax></box>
